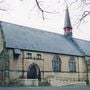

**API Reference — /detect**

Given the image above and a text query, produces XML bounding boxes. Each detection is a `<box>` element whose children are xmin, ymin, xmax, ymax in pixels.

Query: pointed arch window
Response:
<box><xmin>52</xmin><ymin>55</ymin><xmax>61</xmax><ymax>72</ymax></box>
<box><xmin>69</xmin><ymin>56</ymin><xmax>76</xmax><ymax>72</ymax></box>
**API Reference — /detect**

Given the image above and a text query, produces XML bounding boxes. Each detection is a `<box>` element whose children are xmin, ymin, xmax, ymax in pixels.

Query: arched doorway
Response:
<box><xmin>27</xmin><ymin>63</ymin><xmax>41</xmax><ymax>81</ymax></box>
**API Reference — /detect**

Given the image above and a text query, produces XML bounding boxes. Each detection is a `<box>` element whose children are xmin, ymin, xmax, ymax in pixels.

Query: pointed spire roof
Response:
<box><xmin>64</xmin><ymin>8</ymin><xmax>72</xmax><ymax>29</ymax></box>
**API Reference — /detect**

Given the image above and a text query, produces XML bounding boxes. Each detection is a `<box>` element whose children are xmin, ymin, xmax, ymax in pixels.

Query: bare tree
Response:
<box><xmin>20</xmin><ymin>0</ymin><xmax>62</xmax><ymax>20</ymax></box>
<box><xmin>19</xmin><ymin>0</ymin><xmax>90</xmax><ymax>26</ymax></box>
<box><xmin>20</xmin><ymin>0</ymin><xmax>90</xmax><ymax>18</ymax></box>
<box><xmin>33</xmin><ymin>0</ymin><xmax>61</xmax><ymax>20</ymax></box>
<box><xmin>74</xmin><ymin>0</ymin><xmax>90</xmax><ymax>27</ymax></box>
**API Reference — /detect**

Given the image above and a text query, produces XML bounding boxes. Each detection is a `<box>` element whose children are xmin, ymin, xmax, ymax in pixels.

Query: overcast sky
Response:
<box><xmin>0</xmin><ymin>0</ymin><xmax>90</xmax><ymax>41</ymax></box>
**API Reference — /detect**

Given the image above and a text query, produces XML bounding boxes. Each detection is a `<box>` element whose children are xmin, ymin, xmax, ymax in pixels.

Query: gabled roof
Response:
<box><xmin>0</xmin><ymin>21</ymin><xmax>90</xmax><ymax>56</ymax></box>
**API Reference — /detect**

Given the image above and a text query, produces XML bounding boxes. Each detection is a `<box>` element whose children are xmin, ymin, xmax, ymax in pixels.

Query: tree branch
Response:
<box><xmin>68</xmin><ymin>0</ymin><xmax>78</xmax><ymax>8</ymax></box>
<box><xmin>74</xmin><ymin>11</ymin><xmax>90</xmax><ymax>28</ymax></box>
<box><xmin>21</xmin><ymin>0</ymin><xmax>90</xmax><ymax>26</ymax></box>
<box><xmin>35</xmin><ymin>0</ymin><xmax>45</xmax><ymax>20</ymax></box>
<box><xmin>35</xmin><ymin>0</ymin><xmax>61</xmax><ymax>20</ymax></box>
<box><xmin>81</xmin><ymin>0</ymin><xmax>90</xmax><ymax>4</ymax></box>
<box><xmin>80</xmin><ymin>11</ymin><xmax>90</xmax><ymax>21</ymax></box>
<box><xmin>64</xmin><ymin>0</ymin><xmax>78</xmax><ymax>8</ymax></box>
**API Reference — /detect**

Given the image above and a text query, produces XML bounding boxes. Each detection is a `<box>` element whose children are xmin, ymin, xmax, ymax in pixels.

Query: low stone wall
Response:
<box><xmin>18</xmin><ymin>79</ymin><xmax>38</xmax><ymax>86</ymax></box>
<box><xmin>17</xmin><ymin>76</ymin><xmax>87</xmax><ymax>86</ymax></box>
<box><xmin>88</xmin><ymin>73</ymin><xmax>90</xmax><ymax>83</ymax></box>
<box><xmin>48</xmin><ymin>78</ymin><xmax>86</xmax><ymax>86</ymax></box>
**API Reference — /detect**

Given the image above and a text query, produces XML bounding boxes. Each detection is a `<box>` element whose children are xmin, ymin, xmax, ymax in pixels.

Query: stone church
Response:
<box><xmin>0</xmin><ymin>8</ymin><xmax>90</xmax><ymax>86</ymax></box>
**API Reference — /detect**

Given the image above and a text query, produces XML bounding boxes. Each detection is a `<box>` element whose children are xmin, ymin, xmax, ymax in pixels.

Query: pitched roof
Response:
<box><xmin>74</xmin><ymin>39</ymin><xmax>90</xmax><ymax>56</ymax></box>
<box><xmin>0</xmin><ymin>21</ymin><xmax>90</xmax><ymax>56</ymax></box>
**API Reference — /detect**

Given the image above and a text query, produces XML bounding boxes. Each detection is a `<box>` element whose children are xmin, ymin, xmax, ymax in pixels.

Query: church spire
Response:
<box><xmin>64</xmin><ymin>7</ymin><xmax>72</xmax><ymax>37</ymax></box>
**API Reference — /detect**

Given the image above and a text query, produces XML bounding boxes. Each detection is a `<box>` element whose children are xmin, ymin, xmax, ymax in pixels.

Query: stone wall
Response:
<box><xmin>8</xmin><ymin>49</ymin><xmax>87</xmax><ymax>84</ymax></box>
<box><xmin>18</xmin><ymin>79</ymin><xmax>38</xmax><ymax>86</ymax></box>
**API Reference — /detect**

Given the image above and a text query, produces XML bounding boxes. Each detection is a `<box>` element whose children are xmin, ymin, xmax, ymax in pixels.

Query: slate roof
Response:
<box><xmin>74</xmin><ymin>39</ymin><xmax>90</xmax><ymax>56</ymax></box>
<box><xmin>0</xmin><ymin>21</ymin><xmax>90</xmax><ymax>56</ymax></box>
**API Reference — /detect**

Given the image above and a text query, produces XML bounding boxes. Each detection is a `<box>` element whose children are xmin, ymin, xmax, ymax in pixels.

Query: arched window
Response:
<box><xmin>52</xmin><ymin>55</ymin><xmax>61</xmax><ymax>72</ymax></box>
<box><xmin>69</xmin><ymin>56</ymin><xmax>76</xmax><ymax>72</ymax></box>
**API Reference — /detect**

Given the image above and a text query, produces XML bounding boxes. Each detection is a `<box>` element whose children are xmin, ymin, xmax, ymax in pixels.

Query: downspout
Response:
<box><xmin>22</xmin><ymin>51</ymin><xmax>24</xmax><ymax>79</ymax></box>
<box><xmin>77</xmin><ymin>57</ymin><xmax>80</xmax><ymax>81</ymax></box>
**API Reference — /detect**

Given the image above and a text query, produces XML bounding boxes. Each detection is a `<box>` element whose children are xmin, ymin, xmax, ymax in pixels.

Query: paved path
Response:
<box><xmin>0</xmin><ymin>86</ymin><xmax>90</xmax><ymax>90</ymax></box>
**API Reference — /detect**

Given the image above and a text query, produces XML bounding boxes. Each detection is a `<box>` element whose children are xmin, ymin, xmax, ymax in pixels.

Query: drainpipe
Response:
<box><xmin>42</xmin><ymin>59</ymin><xmax>44</xmax><ymax>81</ymax></box>
<box><xmin>22</xmin><ymin>51</ymin><xmax>24</xmax><ymax>79</ymax></box>
<box><xmin>77</xmin><ymin>57</ymin><xmax>80</xmax><ymax>81</ymax></box>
